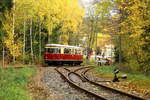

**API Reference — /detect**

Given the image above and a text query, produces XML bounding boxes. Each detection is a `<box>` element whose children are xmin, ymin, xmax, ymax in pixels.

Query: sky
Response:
<box><xmin>79</xmin><ymin>0</ymin><xmax>94</xmax><ymax>8</ymax></box>
<box><xmin>79</xmin><ymin>0</ymin><xmax>95</xmax><ymax>16</ymax></box>
<box><xmin>79</xmin><ymin>0</ymin><xmax>117</xmax><ymax>16</ymax></box>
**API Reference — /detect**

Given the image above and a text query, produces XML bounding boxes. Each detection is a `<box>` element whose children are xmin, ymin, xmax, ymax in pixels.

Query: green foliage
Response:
<box><xmin>0</xmin><ymin>0</ymin><xmax>13</xmax><ymax>13</ymax></box>
<box><xmin>0</xmin><ymin>67</ymin><xmax>35</xmax><ymax>100</ymax></box>
<box><xmin>0</xmin><ymin>0</ymin><xmax>13</xmax><ymax>26</ymax></box>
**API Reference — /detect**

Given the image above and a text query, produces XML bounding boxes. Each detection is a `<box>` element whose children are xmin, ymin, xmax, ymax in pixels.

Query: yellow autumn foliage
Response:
<box><xmin>2</xmin><ymin>0</ymin><xmax>84</xmax><ymax>62</ymax></box>
<box><xmin>115</xmin><ymin>0</ymin><xmax>150</xmax><ymax>72</ymax></box>
<box><xmin>35</xmin><ymin>0</ymin><xmax>84</xmax><ymax>43</ymax></box>
<box><xmin>3</xmin><ymin>13</ymin><xmax>22</xmax><ymax>57</ymax></box>
<box><xmin>97</xmin><ymin>33</ymin><xmax>111</xmax><ymax>47</ymax></box>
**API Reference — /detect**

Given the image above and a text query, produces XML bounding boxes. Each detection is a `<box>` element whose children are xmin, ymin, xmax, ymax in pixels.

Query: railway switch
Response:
<box><xmin>112</xmin><ymin>69</ymin><xmax>127</xmax><ymax>82</ymax></box>
<box><xmin>112</xmin><ymin>69</ymin><xmax>120</xmax><ymax>82</ymax></box>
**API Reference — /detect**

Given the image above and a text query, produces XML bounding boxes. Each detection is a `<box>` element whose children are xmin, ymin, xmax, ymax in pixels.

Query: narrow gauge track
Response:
<box><xmin>69</xmin><ymin>66</ymin><xmax>111</xmax><ymax>82</ymax></box>
<box><xmin>56</xmin><ymin>67</ymin><xmax>146</xmax><ymax>100</ymax></box>
<box><xmin>79</xmin><ymin>67</ymin><xmax>147</xmax><ymax>100</ymax></box>
<box><xmin>55</xmin><ymin>67</ymin><xmax>107</xmax><ymax>100</ymax></box>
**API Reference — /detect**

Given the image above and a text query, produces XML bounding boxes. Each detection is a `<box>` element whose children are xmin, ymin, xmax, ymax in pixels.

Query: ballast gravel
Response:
<box><xmin>42</xmin><ymin>67</ymin><xmax>93</xmax><ymax>100</ymax></box>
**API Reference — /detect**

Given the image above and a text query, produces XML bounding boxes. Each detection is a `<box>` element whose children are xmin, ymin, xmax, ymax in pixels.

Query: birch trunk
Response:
<box><xmin>12</xmin><ymin>0</ymin><xmax>15</xmax><ymax>63</ymax></box>
<box><xmin>30</xmin><ymin>18</ymin><xmax>34</xmax><ymax>63</ymax></box>
<box><xmin>23</xmin><ymin>16</ymin><xmax>26</xmax><ymax>64</ymax></box>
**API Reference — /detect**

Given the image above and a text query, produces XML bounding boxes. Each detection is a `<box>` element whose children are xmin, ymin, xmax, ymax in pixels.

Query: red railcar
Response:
<box><xmin>44</xmin><ymin>44</ymin><xmax>83</xmax><ymax>65</ymax></box>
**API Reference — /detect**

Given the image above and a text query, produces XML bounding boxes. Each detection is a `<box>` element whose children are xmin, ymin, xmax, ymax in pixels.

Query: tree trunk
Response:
<box><xmin>67</xmin><ymin>32</ymin><xmax>70</xmax><ymax>45</ymax></box>
<box><xmin>30</xmin><ymin>18</ymin><xmax>34</xmax><ymax>63</ymax></box>
<box><xmin>2</xmin><ymin>44</ymin><xmax>5</xmax><ymax>68</ymax></box>
<box><xmin>23</xmin><ymin>15</ymin><xmax>26</xmax><ymax>64</ymax></box>
<box><xmin>94</xmin><ymin>17</ymin><xmax>98</xmax><ymax>61</ymax></box>
<box><xmin>39</xmin><ymin>22</ymin><xmax>41</xmax><ymax>61</ymax></box>
<box><xmin>12</xmin><ymin>0</ymin><xmax>15</xmax><ymax>63</ymax></box>
<box><xmin>119</xmin><ymin>35</ymin><xmax>122</xmax><ymax>66</ymax></box>
<box><xmin>48</xmin><ymin>31</ymin><xmax>50</xmax><ymax>43</ymax></box>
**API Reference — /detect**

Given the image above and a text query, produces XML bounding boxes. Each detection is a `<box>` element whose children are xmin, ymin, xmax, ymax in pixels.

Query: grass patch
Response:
<box><xmin>94</xmin><ymin>65</ymin><xmax>150</xmax><ymax>89</ymax></box>
<box><xmin>94</xmin><ymin>65</ymin><xmax>115</xmax><ymax>74</ymax></box>
<box><xmin>0</xmin><ymin>67</ymin><xmax>36</xmax><ymax>100</ymax></box>
<box><xmin>94</xmin><ymin>65</ymin><xmax>115</xmax><ymax>77</ymax></box>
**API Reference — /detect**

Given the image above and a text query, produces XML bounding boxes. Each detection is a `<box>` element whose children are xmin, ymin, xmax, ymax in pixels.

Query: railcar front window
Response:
<box><xmin>45</xmin><ymin>48</ymin><xmax>48</xmax><ymax>53</ymax></box>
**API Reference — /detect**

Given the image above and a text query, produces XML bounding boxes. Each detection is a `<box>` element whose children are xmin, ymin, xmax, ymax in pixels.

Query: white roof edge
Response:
<box><xmin>45</xmin><ymin>44</ymin><xmax>83</xmax><ymax>49</ymax></box>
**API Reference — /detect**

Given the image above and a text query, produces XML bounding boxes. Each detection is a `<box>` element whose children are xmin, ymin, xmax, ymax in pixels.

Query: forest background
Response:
<box><xmin>0</xmin><ymin>0</ymin><xmax>149</xmax><ymax>74</ymax></box>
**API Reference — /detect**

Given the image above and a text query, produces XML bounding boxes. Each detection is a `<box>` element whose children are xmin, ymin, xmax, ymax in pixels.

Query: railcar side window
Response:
<box><xmin>47</xmin><ymin>48</ymin><xmax>60</xmax><ymax>54</ymax></box>
<box><xmin>71</xmin><ymin>49</ymin><xmax>74</xmax><ymax>54</ymax></box>
<box><xmin>78</xmin><ymin>50</ymin><xmax>81</xmax><ymax>54</ymax></box>
<box><xmin>64</xmin><ymin>48</ymin><xmax>71</xmax><ymax>54</ymax></box>
<box><xmin>75</xmin><ymin>49</ymin><xmax>81</xmax><ymax>54</ymax></box>
<box><xmin>75</xmin><ymin>49</ymin><xmax>78</xmax><ymax>54</ymax></box>
<box><xmin>56</xmin><ymin>48</ymin><xmax>61</xmax><ymax>53</ymax></box>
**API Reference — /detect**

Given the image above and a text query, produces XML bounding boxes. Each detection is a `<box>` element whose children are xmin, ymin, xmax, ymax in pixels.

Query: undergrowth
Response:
<box><xmin>0</xmin><ymin>67</ymin><xmax>36</xmax><ymax>100</ymax></box>
<box><xmin>94</xmin><ymin>65</ymin><xmax>150</xmax><ymax>89</ymax></box>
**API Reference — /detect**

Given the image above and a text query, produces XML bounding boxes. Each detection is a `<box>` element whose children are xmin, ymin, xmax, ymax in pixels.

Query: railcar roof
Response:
<box><xmin>45</xmin><ymin>44</ymin><xmax>82</xmax><ymax>49</ymax></box>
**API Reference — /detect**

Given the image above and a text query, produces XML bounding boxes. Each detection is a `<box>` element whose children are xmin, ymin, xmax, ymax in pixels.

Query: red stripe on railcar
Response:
<box><xmin>44</xmin><ymin>53</ymin><xmax>83</xmax><ymax>61</ymax></box>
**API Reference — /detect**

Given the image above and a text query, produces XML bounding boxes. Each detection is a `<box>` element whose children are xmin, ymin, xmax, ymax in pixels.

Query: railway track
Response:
<box><xmin>79</xmin><ymin>67</ymin><xmax>147</xmax><ymax>100</ymax></box>
<box><xmin>55</xmin><ymin>67</ymin><xmax>106</xmax><ymax>100</ymax></box>
<box><xmin>55</xmin><ymin>66</ymin><xmax>147</xmax><ymax>100</ymax></box>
